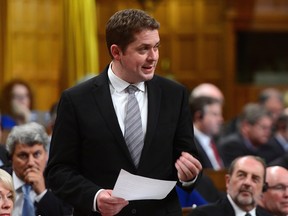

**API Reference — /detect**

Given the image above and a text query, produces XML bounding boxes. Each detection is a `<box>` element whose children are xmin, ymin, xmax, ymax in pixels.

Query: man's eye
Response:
<box><xmin>18</xmin><ymin>154</ymin><xmax>28</xmax><ymax>160</ymax></box>
<box><xmin>34</xmin><ymin>151</ymin><xmax>42</xmax><ymax>158</ymax></box>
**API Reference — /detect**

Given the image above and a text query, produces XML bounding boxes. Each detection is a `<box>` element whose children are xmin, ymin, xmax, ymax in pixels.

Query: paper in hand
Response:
<box><xmin>112</xmin><ymin>169</ymin><xmax>176</xmax><ymax>201</ymax></box>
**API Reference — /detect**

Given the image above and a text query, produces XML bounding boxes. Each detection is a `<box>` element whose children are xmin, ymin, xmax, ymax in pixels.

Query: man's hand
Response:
<box><xmin>11</xmin><ymin>100</ymin><xmax>31</xmax><ymax>123</ymax></box>
<box><xmin>24</xmin><ymin>166</ymin><xmax>46</xmax><ymax>195</ymax></box>
<box><xmin>97</xmin><ymin>190</ymin><xmax>129</xmax><ymax>216</ymax></box>
<box><xmin>175</xmin><ymin>152</ymin><xmax>202</xmax><ymax>182</ymax></box>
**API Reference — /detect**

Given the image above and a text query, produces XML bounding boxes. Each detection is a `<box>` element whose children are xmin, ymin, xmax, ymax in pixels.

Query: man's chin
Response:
<box><xmin>142</xmin><ymin>73</ymin><xmax>154</xmax><ymax>81</ymax></box>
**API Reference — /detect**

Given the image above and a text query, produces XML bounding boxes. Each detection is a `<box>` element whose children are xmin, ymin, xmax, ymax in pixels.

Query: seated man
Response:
<box><xmin>189</xmin><ymin>96</ymin><xmax>224</xmax><ymax>170</ymax></box>
<box><xmin>218</xmin><ymin>103</ymin><xmax>276</xmax><ymax>166</ymax></box>
<box><xmin>5</xmin><ymin>122</ymin><xmax>72</xmax><ymax>216</ymax></box>
<box><xmin>189</xmin><ymin>155</ymin><xmax>271</xmax><ymax>216</ymax></box>
<box><xmin>258</xmin><ymin>166</ymin><xmax>288</xmax><ymax>216</ymax></box>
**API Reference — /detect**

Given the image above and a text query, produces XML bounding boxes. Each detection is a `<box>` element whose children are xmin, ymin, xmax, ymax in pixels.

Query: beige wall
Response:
<box><xmin>1</xmin><ymin>0</ymin><xmax>288</xmax><ymax>120</ymax></box>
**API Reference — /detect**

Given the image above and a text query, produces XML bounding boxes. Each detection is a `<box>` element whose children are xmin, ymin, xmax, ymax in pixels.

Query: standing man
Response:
<box><xmin>189</xmin><ymin>155</ymin><xmax>271</xmax><ymax>216</ymax></box>
<box><xmin>46</xmin><ymin>9</ymin><xmax>202</xmax><ymax>216</ymax></box>
<box><xmin>5</xmin><ymin>122</ymin><xmax>72</xmax><ymax>216</ymax></box>
<box><xmin>258</xmin><ymin>166</ymin><xmax>288</xmax><ymax>216</ymax></box>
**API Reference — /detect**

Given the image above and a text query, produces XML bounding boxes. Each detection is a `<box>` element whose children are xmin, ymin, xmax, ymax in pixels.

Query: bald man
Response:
<box><xmin>190</xmin><ymin>83</ymin><xmax>224</xmax><ymax>103</ymax></box>
<box><xmin>258</xmin><ymin>166</ymin><xmax>288</xmax><ymax>216</ymax></box>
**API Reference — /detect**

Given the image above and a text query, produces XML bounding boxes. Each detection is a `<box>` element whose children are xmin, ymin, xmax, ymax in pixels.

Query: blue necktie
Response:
<box><xmin>22</xmin><ymin>184</ymin><xmax>35</xmax><ymax>216</ymax></box>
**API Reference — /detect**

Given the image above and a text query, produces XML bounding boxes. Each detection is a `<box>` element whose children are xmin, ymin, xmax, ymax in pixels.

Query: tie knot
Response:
<box><xmin>126</xmin><ymin>85</ymin><xmax>138</xmax><ymax>94</ymax></box>
<box><xmin>22</xmin><ymin>184</ymin><xmax>31</xmax><ymax>195</ymax></box>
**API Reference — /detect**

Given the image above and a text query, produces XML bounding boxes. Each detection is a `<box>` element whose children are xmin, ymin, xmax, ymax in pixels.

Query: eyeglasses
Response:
<box><xmin>267</xmin><ymin>184</ymin><xmax>288</xmax><ymax>192</ymax></box>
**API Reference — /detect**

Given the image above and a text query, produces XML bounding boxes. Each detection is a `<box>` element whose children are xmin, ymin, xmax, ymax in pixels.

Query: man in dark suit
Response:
<box><xmin>218</xmin><ymin>103</ymin><xmax>275</xmax><ymax>167</ymax></box>
<box><xmin>189</xmin><ymin>155</ymin><xmax>272</xmax><ymax>216</ymax></box>
<box><xmin>45</xmin><ymin>9</ymin><xmax>202</xmax><ymax>216</ymax></box>
<box><xmin>258</xmin><ymin>166</ymin><xmax>288</xmax><ymax>216</ymax></box>
<box><xmin>5</xmin><ymin>122</ymin><xmax>72</xmax><ymax>216</ymax></box>
<box><xmin>189</xmin><ymin>96</ymin><xmax>224</xmax><ymax>170</ymax></box>
<box><xmin>262</xmin><ymin>113</ymin><xmax>288</xmax><ymax>163</ymax></box>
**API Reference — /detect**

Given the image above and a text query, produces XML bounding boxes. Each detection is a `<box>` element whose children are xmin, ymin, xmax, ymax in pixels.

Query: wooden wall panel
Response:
<box><xmin>202</xmin><ymin>34</ymin><xmax>222</xmax><ymax>74</ymax></box>
<box><xmin>3</xmin><ymin>0</ymin><xmax>286</xmax><ymax>121</ymax></box>
<box><xmin>4</xmin><ymin>0</ymin><xmax>62</xmax><ymax>111</ymax></box>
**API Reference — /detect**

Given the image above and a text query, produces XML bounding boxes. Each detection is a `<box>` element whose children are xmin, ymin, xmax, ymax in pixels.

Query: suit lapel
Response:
<box><xmin>91</xmin><ymin>70</ymin><xmax>133</xmax><ymax>163</ymax></box>
<box><xmin>91</xmin><ymin>71</ymin><xmax>163</xmax><ymax>168</ymax></box>
<box><xmin>138</xmin><ymin>79</ymin><xmax>161</xmax><ymax>167</ymax></box>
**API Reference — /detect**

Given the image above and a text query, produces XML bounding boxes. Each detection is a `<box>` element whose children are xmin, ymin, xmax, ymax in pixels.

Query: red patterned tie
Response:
<box><xmin>210</xmin><ymin>140</ymin><xmax>223</xmax><ymax>168</ymax></box>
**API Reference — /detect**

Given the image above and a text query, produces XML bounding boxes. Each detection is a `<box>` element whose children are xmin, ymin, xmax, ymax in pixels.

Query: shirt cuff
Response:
<box><xmin>35</xmin><ymin>189</ymin><xmax>47</xmax><ymax>202</ymax></box>
<box><xmin>180</xmin><ymin>175</ymin><xmax>198</xmax><ymax>187</ymax></box>
<box><xmin>93</xmin><ymin>189</ymin><xmax>104</xmax><ymax>212</ymax></box>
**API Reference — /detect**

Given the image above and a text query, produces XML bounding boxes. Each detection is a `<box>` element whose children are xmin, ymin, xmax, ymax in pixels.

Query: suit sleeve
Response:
<box><xmin>35</xmin><ymin>190</ymin><xmax>73</xmax><ymax>216</ymax></box>
<box><xmin>45</xmin><ymin>91</ymin><xmax>100</xmax><ymax>214</ymax></box>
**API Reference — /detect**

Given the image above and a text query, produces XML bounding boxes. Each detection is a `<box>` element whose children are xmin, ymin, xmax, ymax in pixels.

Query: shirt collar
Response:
<box><xmin>108</xmin><ymin>63</ymin><xmax>145</xmax><ymax>93</ymax></box>
<box><xmin>194</xmin><ymin>126</ymin><xmax>211</xmax><ymax>147</ymax></box>
<box><xmin>12</xmin><ymin>172</ymin><xmax>25</xmax><ymax>192</ymax></box>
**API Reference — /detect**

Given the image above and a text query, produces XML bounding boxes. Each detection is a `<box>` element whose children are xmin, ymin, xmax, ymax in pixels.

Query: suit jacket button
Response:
<box><xmin>131</xmin><ymin>208</ymin><xmax>137</xmax><ymax>214</ymax></box>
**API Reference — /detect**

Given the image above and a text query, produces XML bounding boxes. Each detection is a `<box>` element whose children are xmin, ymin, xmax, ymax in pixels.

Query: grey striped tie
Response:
<box><xmin>124</xmin><ymin>85</ymin><xmax>144</xmax><ymax>167</ymax></box>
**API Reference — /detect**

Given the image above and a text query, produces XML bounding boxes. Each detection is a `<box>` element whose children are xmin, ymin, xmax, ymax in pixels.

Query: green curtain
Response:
<box><xmin>63</xmin><ymin>0</ymin><xmax>99</xmax><ymax>87</ymax></box>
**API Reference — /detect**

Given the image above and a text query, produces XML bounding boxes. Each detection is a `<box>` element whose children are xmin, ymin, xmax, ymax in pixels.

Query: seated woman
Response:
<box><xmin>0</xmin><ymin>79</ymin><xmax>49</xmax><ymax>144</ymax></box>
<box><xmin>0</xmin><ymin>168</ymin><xmax>14</xmax><ymax>215</ymax></box>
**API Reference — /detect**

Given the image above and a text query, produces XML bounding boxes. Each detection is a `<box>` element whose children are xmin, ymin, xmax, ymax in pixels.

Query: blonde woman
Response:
<box><xmin>0</xmin><ymin>168</ymin><xmax>14</xmax><ymax>215</ymax></box>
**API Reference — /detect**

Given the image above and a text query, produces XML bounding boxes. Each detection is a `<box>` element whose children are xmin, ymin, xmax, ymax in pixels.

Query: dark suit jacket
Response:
<box><xmin>218</xmin><ymin>133</ymin><xmax>255</xmax><ymax>167</ymax></box>
<box><xmin>218</xmin><ymin>132</ymin><xmax>285</xmax><ymax>167</ymax></box>
<box><xmin>194</xmin><ymin>137</ymin><xmax>224</xmax><ymax>169</ymax></box>
<box><xmin>34</xmin><ymin>190</ymin><xmax>73</xmax><ymax>216</ymax></box>
<box><xmin>45</xmin><ymin>67</ymin><xmax>199</xmax><ymax>216</ymax></box>
<box><xmin>260</xmin><ymin>136</ymin><xmax>287</xmax><ymax>163</ymax></box>
<box><xmin>269</xmin><ymin>152</ymin><xmax>288</xmax><ymax>169</ymax></box>
<box><xmin>194</xmin><ymin>138</ymin><xmax>214</xmax><ymax>169</ymax></box>
<box><xmin>189</xmin><ymin>196</ymin><xmax>272</xmax><ymax>216</ymax></box>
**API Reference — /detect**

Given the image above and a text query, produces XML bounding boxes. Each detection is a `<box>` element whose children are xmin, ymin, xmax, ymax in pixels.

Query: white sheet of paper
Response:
<box><xmin>111</xmin><ymin>169</ymin><xmax>177</xmax><ymax>201</ymax></box>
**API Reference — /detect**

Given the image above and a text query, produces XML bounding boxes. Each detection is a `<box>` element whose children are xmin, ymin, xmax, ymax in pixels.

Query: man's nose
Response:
<box><xmin>27</xmin><ymin>154</ymin><xmax>36</xmax><ymax>165</ymax></box>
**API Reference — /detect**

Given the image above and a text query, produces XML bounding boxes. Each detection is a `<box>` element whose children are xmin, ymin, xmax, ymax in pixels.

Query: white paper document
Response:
<box><xmin>112</xmin><ymin>169</ymin><xmax>177</xmax><ymax>201</ymax></box>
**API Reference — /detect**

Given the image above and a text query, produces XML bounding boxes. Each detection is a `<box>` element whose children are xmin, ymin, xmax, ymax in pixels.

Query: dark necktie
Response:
<box><xmin>124</xmin><ymin>85</ymin><xmax>144</xmax><ymax>167</ymax></box>
<box><xmin>245</xmin><ymin>213</ymin><xmax>252</xmax><ymax>216</ymax></box>
<box><xmin>22</xmin><ymin>184</ymin><xmax>35</xmax><ymax>216</ymax></box>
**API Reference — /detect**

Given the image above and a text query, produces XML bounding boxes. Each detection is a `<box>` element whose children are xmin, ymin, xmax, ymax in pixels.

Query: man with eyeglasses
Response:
<box><xmin>258</xmin><ymin>166</ymin><xmax>288</xmax><ymax>216</ymax></box>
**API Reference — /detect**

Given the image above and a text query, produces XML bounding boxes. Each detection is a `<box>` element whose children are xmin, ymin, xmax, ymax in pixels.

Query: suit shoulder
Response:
<box><xmin>152</xmin><ymin>75</ymin><xmax>187</xmax><ymax>91</ymax></box>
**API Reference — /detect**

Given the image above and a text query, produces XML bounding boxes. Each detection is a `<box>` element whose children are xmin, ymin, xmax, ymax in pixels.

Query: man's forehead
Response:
<box><xmin>15</xmin><ymin>143</ymin><xmax>45</xmax><ymax>151</ymax></box>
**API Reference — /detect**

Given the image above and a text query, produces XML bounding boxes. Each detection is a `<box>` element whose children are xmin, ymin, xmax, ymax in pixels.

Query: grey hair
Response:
<box><xmin>6</xmin><ymin>122</ymin><xmax>49</xmax><ymax>155</ymax></box>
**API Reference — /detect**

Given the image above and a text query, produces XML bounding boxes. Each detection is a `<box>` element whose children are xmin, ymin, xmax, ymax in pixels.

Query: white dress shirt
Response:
<box><xmin>108</xmin><ymin>63</ymin><xmax>148</xmax><ymax>137</ymax></box>
<box><xmin>194</xmin><ymin>127</ymin><xmax>222</xmax><ymax>170</ymax></box>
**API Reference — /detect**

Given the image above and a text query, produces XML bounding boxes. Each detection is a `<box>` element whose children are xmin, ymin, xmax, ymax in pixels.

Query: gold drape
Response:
<box><xmin>63</xmin><ymin>0</ymin><xmax>99</xmax><ymax>87</ymax></box>
<box><xmin>0</xmin><ymin>0</ymin><xmax>7</xmax><ymax>85</ymax></box>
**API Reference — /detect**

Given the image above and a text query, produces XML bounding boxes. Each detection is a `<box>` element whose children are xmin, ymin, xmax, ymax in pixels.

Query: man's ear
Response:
<box><xmin>110</xmin><ymin>44</ymin><xmax>122</xmax><ymax>60</ymax></box>
<box><xmin>194</xmin><ymin>111</ymin><xmax>204</xmax><ymax>121</ymax></box>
